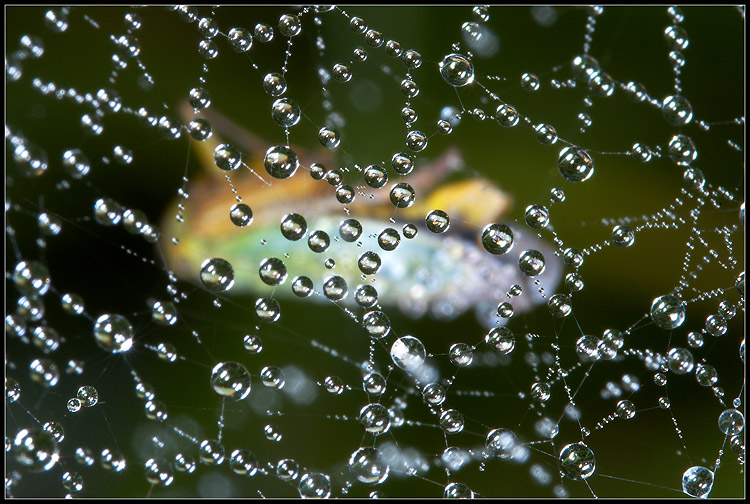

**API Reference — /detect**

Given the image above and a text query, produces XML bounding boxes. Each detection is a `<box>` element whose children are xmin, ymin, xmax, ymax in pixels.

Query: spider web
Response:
<box><xmin>5</xmin><ymin>5</ymin><xmax>745</xmax><ymax>498</ymax></box>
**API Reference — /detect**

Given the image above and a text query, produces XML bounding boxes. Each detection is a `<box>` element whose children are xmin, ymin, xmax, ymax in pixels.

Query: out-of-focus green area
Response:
<box><xmin>5</xmin><ymin>5</ymin><xmax>744</xmax><ymax>498</ymax></box>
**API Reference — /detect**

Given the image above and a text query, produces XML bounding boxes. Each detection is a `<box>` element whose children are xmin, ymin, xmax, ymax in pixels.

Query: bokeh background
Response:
<box><xmin>6</xmin><ymin>5</ymin><xmax>744</xmax><ymax>498</ymax></box>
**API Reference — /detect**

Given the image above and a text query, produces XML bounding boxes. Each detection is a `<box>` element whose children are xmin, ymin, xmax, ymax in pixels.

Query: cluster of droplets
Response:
<box><xmin>5</xmin><ymin>4</ymin><xmax>745</xmax><ymax>500</ymax></box>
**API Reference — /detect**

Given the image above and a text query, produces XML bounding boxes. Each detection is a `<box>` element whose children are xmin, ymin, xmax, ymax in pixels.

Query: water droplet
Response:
<box><xmin>391</xmin><ymin>336</ymin><xmax>426</xmax><ymax>371</ymax></box>
<box><xmin>486</xmin><ymin>327</ymin><xmax>515</xmax><ymax>354</ymax></box>
<box><xmin>425</xmin><ymin>210</ymin><xmax>450</xmax><ymax>233</ymax></box>
<box><xmin>349</xmin><ymin>447</ymin><xmax>389</xmax><ymax>484</ymax></box>
<box><xmin>558</xmin><ymin>146</ymin><xmax>594</xmax><ymax>182</ymax></box>
<box><xmin>559</xmin><ymin>442</ymin><xmax>595</xmax><ymax>480</ymax></box>
<box><xmin>390</xmin><ymin>183</ymin><xmax>415</xmax><ymax>208</ymax></box>
<box><xmin>211</xmin><ymin>362</ymin><xmax>252</xmax><ymax>401</ymax></box>
<box><xmin>682</xmin><ymin>466</ymin><xmax>713</xmax><ymax>498</ymax></box>
<box><xmin>230</xmin><ymin>203</ymin><xmax>253</xmax><ymax>227</ymax></box>
<box><xmin>718</xmin><ymin>409</ymin><xmax>744</xmax><ymax>436</ymax></box>
<box><xmin>650</xmin><ymin>294</ymin><xmax>685</xmax><ymax>330</ymax></box>
<box><xmin>259</xmin><ymin>257</ymin><xmax>288</xmax><ymax>286</ymax></box>
<box><xmin>228</xmin><ymin>26</ymin><xmax>252</xmax><ymax>52</ymax></box>
<box><xmin>200</xmin><ymin>258</ymin><xmax>235</xmax><ymax>292</ymax></box>
<box><xmin>439</xmin><ymin>53</ymin><xmax>474</xmax><ymax>87</ymax></box>
<box><xmin>481</xmin><ymin>223</ymin><xmax>514</xmax><ymax>255</ymax></box>
<box><xmin>308</xmin><ymin>230</ymin><xmax>331</xmax><ymax>253</ymax></box>
<box><xmin>323</xmin><ymin>275</ymin><xmax>348</xmax><ymax>301</ymax></box>
<box><xmin>518</xmin><ymin>249</ymin><xmax>546</xmax><ymax>276</ymax></box>
<box><xmin>93</xmin><ymin>314</ymin><xmax>134</xmax><ymax>353</ymax></box>
<box><xmin>255</xmin><ymin>297</ymin><xmax>281</xmax><ymax>322</ymax></box>
<box><xmin>264</xmin><ymin>145</ymin><xmax>299</xmax><ymax>179</ymax></box>
<box><xmin>280</xmin><ymin>213</ymin><xmax>307</xmax><ymax>241</ymax></box>
<box><xmin>298</xmin><ymin>472</ymin><xmax>331</xmax><ymax>498</ymax></box>
<box><xmin>611</xmin><ymin>225</ymin><xmax>635</xmax><ymax>247</ymax></box>
<box><xmin>359</xmin><ymin>403</ymin><xmax>391</xmax><ymax>435</ymax></box>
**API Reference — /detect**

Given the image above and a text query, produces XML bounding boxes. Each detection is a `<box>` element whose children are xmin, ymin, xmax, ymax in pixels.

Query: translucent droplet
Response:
<box><xmin>616</xmin><ymin>399</ymin><xmax>636</xmax><ymax>419</ymax></box>
<box><xmin>278</xmin><ymin>14</ymin><xmax>301</xmax><ymax>38</ymax></box>
<box><xmin>695</xmin><ymin>364</ymin><xmax>718</xmax><ymax>387</ymax></box>
<box><xmin>308</xmin><ymin>230</ymin><xmax>331</xmax><ymax>253</ymax></box>
<box><xmin>271</xmin><ymin>98</ymin><xmax>301</xmax><ymax>127</ymax></box>
<box><xmin>668</xmin><ymin>134</ymin><xmax>697</xmax><ymax>166</ymax></box>
<box><xmin>210</xmin><ymin>362</ymin><xmax>252</xmax><ymax>401</ymax></box>
<box><xmin>200</xmin><ymin>258</ymin><xmax>235</xmax><ymax>292</ymax></box>
<box><xmin>263</xmin><ymin>73</ymin><xmax>287</xmax><ymax>97</ymax></box>
<box><xmin>332</xmin><ymin>63</ymin><xmax>352</xmax><ymax>83</ymax></box>
<box><xmin>229</xmin><ymin>449</ymin><xmax>258</xmax><ymax>476</ymax></box>
<box><xmin>650</xmin><ymin>294</ymin><xmax>685</xmax><ymax>330</ymax></box>
<box><xmin>291</xmin><ymin>276</ymin><xmax>314</xmax><ymax>298</ymax></box>
<box><xmin>198</xmin><ymin>439</ymin><xmax>225</xmax><ymax>466</ymax></box>
<box><xmin>378</xmin><ymin>228</ymin><xmax>401</xmax><ymax>251</ymax></box>
<box><xmin>440</xmin><ymin>409</ymin><xmax>465</xmax><ymax>433</ymax></box>
<box><xmin>13</xmin><ymin>429</ymin><xmax>59</xmax><ymax>472</ymax></box>
<box><xmin>664</xmin><ymin>25</ymin><xmax>689</xmax><ymax>50</ymax></box>
<box><xmin>188</xmin><ymin>118</ymin><xmax>212</xmax><ymax>141</ymax></box>
<box><xmin>521</xmin><ymin>72</ymin><xmax>540</xmax><ymax>91</ymax></box>
<box><xmin>449</xmin><ymin>343</ymin><xmax>474</xmax><ymax>367</ymax></box>
<box><xmin>425</xmin><ymin>210</ymin><xmax>450</xmax><ymax>233</ymax></box>
<box><xmin>264</xmin><ymin>145</ymin><xmax>299</xmax><ymax>179</ymax></box>
<box><xmin>280</xmin><ymin>213</ymin><xmax>307</xmax><ymax>241</ymax></box>
<box><xmin>588</xmin><ymin>71</ymin><xmax>615</xmax><ymax>97</ymax></box>
<box><xmin>277</xmin><ymin>459</ymin><xmax>299</xmax><ymax>480</ymax></box>
<box><xmin>228</xmin><ymin>26</ymin><xmax>252</xmax><ymax>52</ymax></box>
<box><xmin>254</xmin><ymin>23</ymin><xmax>274</xmax><ymax>43</ymax></box>
<box><xmin>260</xmin><ymin>366</ymin><xmax>285</xmax><ymax>390</ymax></box>
<box><xmin>518</xmin><ymin>249</ymin><xmax>546</xmax><ymax>276</ymax></box>
<box><xmin>93</xmin><ymin>314</ymin><xmax>134</xmax><ymax>353</ymax></box>
<box><xmin>230</xmin><ymin>203</ymin><xmax>253</xmax><ymax>227</ymax></box>
<box><xmin>255</xmin><ymin>297</ymin><xmax>281</xmax><ymax>322</ymax></box>
<box><xmin>495</xmin><ymin>104</ymin><xmax>519</xmax><ymax>127</ymax></box>
<box><xmin>559</xmin><ymin>442</ymin><xmax>595</xmax><ymax>480</ymax></box>
<box><xmin>298</xmin><ymin>472</ymin><xmax>331</xmax><ymax>498</ymax></box>
<box><xmin>67</xmin><ymin>397</ymin><xmax>82</xmax><ymax>412</ymax></box>
<box><xmin>558</xmin><ymin>146</ymin><xmax>594</xmax><ymax>182</ymax></box>
<box><xmin>611</xmin><ymin>225</ymin><xmax>635</xmax><ymax>247</ymax></box>
<box><xmin>359</xmin><ymin>403</ymin><xmax>391</xmax><ymax>435</ymax></box>
<box><xmin>363</xmin><ymin>372</ymin><xmax>386</xmax><ymax>395</ymax></box>
<box><xmin>145</xmin><ymin>458</ymin><xmax>173</xmax><ymax>486</ymax></box>
<box><xmin>524</xmin><ymin>204</ymin><xmax>549</xmax><ymax>229</ymax></box>
<box><xmin>94</xmin><ymin>198</ymin><xmax>123</xmax><ymax>226</ymax></box>
<box><xmin>405</xmin><ymin>131</ymin><xmax>428</xmax><ymax>152</ymax></box>
<box><xmin>323</xmin><ymin>275</ymin><xmax>348</xmax><ymax>301</ymax></box>
<box><xmin>13</xmin><ymin>260</ymin><xmax>51</xmax><ymax>296</ymax></box>
<box><xmin>481</xmin><ymin>223</ymin><xmax>514</xmax><ymax>254</ymax></box>
<box><xmin>77</xmin><ymin>385</ymin><xmax>98</xmax><ymax>407</ymax></box>
<box><xmin>390</xmin><ymin>336</ymin><xmax>426</xmax><ymax>371</ymax></box>
<box><xmin>485</xmin><ymin>327</ymin><xmax>515</xmax><ymax>354</ymax></box>
<box><xmin>259</xmin><ymin>257</ymin><xmax>288</xmax><ymax>286</ymax></box>
<box><xmin>422</xmin><ymin>383</ymin><xmax>446</xmax><ymax>405</ymax></box>
<box><xmin>62</xmin><ymin>149</ymin><xmax>90</xmax><ymax>178</ymax></box>
<box><xmin>390</xmin><ymin>183</ymin><xmax>415</xmax><ymax>208</ymax></box>
<box><xmin>535</xmin><ymin>123</ymin><xmax>558</xmax><ymax>145</ymax></box>
<box><xmin>439</xmin><ymin>53</ymin><xmax>474</xmax><ymax>87</ymax></box>
<box><xmin>667</xmin><ymin>347</ymin><xmax>694</xmax><ymax>374</ymax></box>
<box><xmin>243</xmin><ymin>334</ymin><xmax>263</xmax><ymax>354</ymax></box>
<box><xmin>444</xmin><ymin>482</ymin><xmax>474</xmax><ymax>498</ymax></box>
<box><xmin>349</xmin><ymin>447</ymin><xmax>389</xmax><ymax>485</ymax></box>
<box><xmin>662</xmin><ymin>95</ymin><xmax>693</xmax><ymax>126</ymax></box>
<box><xmin>486</xmin><ymin>428</ymin><xmax>517</xmax><ymax>459</ymax></box>
<box><xmin>318</xmin><ymin>127</ymin><xmax>340</xmax><ymax>149</ymax></box>
<box><xmin>718</xmin><ymin>409</ymin><xmax>744</xmax><ymax>436</ymax></box>
<box><xmin>682</xmin><ymin>466</ymin><xmax>713</xmax><ymax>499</ymax></box>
